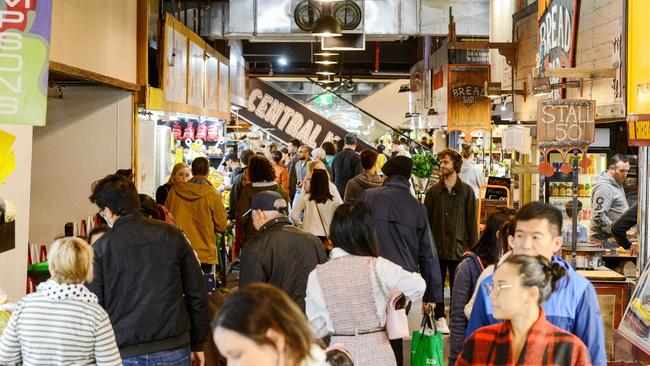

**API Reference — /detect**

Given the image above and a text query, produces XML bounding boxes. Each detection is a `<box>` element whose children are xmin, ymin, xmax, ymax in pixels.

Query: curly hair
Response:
<box><xmin>247</xmin><ymin>155</ymin><xmax>276</xmax><ymax>183</ymax></box>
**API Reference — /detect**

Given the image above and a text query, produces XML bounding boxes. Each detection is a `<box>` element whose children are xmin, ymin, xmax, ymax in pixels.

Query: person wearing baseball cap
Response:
<box><xmin>239</xmin><ymin>191</ymin><xmax>327</xmax><ymax>311</ymax></box>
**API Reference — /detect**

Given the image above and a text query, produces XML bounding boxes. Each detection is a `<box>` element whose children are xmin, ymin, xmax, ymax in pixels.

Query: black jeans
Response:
<box><xmin>434</xmin><ymin>259</ymin><xmax>460</xmax><ymax>320</ymax></box>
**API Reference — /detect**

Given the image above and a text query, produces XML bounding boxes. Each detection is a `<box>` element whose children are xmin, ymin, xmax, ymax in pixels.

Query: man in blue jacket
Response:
<box><xmin>362</xmin><ymin>156</ymin><xmax>442</xmax><ymax>366</ymax></box>
<box><xmin>466</xmin><ymin>201</ymin><xmax>606</xmax><ymax>366</ymax></box>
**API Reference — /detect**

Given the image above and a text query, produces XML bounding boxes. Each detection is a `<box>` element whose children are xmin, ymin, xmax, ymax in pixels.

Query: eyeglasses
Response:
<box><xmin>484</xmin><ymin>283</ymin><xmax>513</xmax><ymax>295</ymax></box>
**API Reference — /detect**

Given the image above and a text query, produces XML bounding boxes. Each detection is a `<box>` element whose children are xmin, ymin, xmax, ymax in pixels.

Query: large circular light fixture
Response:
<box><xmin>311</xmin><ymin>13</ymin><xmax>342</xmax><ymax>37</ymax></box>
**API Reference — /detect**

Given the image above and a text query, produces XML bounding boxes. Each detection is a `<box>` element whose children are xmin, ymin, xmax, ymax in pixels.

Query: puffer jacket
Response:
<box><xmin>590</xmin><ymin>172</ymin><xmax>629</xmax><ymax>238</ymax></box>
<box><xmin>343</xmin><ymin>172</ymin><xmax>384</xmax><ymax>202</ymax></box>
<box><xmin>165</xmin><ymin>181</ymin><xmax>227</xmax><ymax>264</ymax></box>
<box><xmin>87</xmin><ymin>214</ymin><xmax>210</xmax><ymax>358</ymax></box>
<box><xmin>361</xmin><ymin>176</ymin><xmax>443</xmax><ymax>303</ymax></box>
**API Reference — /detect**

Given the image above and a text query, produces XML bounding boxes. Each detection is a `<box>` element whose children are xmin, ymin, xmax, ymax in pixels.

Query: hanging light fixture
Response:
<box><xmin>314</xmin><ymin>52</ymin><xmax>339</xmax><ymax>57</ymax></box>
<box><xmin>316</xmin><ymin>66</ymin><xmax>336</xmax><ymax>76</ymax></box>
<box><xmin>312</xmin><ymin>2</ymin><xmax>342</xmax><ymax>37</ymax></box>
<box><xmin>315</xmin><ymin>58</ymin><xmax>338</xmax><ymax>65</ymax></box>
<box><xmin>317</xmin><ymin>75</ymin><xmax>335</xmax><ymax>84</ymax></box>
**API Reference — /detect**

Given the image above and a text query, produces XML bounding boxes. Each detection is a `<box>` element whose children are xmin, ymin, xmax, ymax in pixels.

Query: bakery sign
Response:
<box><xmin>538</xmin><ymin>0</ymin><xmax>579</xmax><ymax>70</ymax></box>
<box><xmin>537</xmin><ymin>99</ymin><xmax>596</xmax><ymax>176</ymax></box>
<box><xmin>447</xmin><ymin>64</ymin><xmax>491</xmax><ymax>141</ymax></box>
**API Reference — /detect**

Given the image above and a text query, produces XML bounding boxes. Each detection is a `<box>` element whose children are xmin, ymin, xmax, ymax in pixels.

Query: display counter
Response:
<box><xmin>577</xmin><ymin>269</ymin><xmax>632</xmax><ymax>363</ymax></box>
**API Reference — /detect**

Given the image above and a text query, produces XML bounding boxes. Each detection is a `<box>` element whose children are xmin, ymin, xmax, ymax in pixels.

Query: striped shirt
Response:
<box><xmin>0</xmin><ymin>280</ymin><xmax>121</xmax><ymax>365</ymax></box>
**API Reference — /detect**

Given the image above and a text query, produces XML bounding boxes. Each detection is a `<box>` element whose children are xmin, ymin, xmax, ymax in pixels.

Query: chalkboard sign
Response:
<box><xmin>485</xmin><ymin>176</ymin><xmax>511</xmax><ymax>200</ymax></box>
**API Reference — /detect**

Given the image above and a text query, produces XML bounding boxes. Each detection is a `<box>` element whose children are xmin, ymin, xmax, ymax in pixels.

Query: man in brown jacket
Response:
<box><xmin>166</xmin><ymin>157</ymin><xmax>227</xmax><ymax>274</ymax></box>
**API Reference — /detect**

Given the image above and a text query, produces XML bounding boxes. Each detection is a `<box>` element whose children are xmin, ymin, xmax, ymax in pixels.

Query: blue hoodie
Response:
<box><xmin>465</xmin><ymin>256</ymin><xmax>606</xmax><ymax>366</ymax></box>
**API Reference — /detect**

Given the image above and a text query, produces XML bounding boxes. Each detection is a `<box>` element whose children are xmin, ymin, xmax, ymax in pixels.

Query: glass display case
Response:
<box><xmin>542</xmin><ymin>152</ymin><xmax>608</xmax><ymax>239</ymax></box>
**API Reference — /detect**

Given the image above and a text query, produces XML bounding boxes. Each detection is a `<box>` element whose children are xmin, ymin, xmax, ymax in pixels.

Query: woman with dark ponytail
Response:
<box><xmin>457</xmin><ymin>255</ymin><xmax>591</xmax><ymax>366</ymax></box>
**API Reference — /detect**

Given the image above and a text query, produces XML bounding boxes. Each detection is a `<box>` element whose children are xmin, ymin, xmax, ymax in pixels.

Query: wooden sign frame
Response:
<box><xmin>159</xmin><ymin>13</ymin><xmax>229</xmax><ymax>119</ymax></box>
<box><xmin>447</xmin><ymin>64</ymin><xmax>491</xmax><ymax>141</ymax></box>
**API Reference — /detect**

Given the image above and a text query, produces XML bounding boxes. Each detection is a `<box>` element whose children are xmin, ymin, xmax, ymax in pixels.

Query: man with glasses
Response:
<box><xmin>465</xmin><ymin>202</ymin><xmax>606</xmax><ymax>366</ymax></box>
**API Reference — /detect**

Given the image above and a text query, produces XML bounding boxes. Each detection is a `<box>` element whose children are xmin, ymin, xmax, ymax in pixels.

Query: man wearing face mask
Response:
<box><xmin>239</xmin><ymin>191</ymin><xmax>327</xmax><ymax>311</ymax></box>
<box><xmin>465</xmin><ymin>202</ymin><xmax>606</xmax><ymax>366</ymax></box>
<box><xmin>88</xmin><ymin>174</ymin><xmax>210</xmax><ymax>365</ymax></box>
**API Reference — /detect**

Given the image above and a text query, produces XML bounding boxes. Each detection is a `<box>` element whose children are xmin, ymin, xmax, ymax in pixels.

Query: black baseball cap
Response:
<box><xmin>221</xmin><ymin>153</ymin><xmax>237</xmax><ymax>166</ymax></box>
<box><xmin>241</xmin><ymin>191</ymin><xmax>287</xmax><ymax>217</ymax></box>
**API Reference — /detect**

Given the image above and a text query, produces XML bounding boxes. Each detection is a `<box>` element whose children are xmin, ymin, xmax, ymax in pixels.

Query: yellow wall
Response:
<box><xmin>628</xmin><ymin>0</ymin><xmax>650</xmax><ymax>114</ymax></box>
<box><xmin>50</xmin><ymin>0</ymin><xmax>137</xmax><ymax>84</ymax></box>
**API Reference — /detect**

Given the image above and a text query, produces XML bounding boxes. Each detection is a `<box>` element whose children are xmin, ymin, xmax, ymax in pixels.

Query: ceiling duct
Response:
<box><xmin>198</xmin><ymin>0</ymin><xmax>489</xmax><ymax>41</ymax></box>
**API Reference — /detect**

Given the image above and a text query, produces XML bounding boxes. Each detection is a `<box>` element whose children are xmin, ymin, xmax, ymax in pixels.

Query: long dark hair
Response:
<box><xmin>212</xmin><ymin>284</ymin><xmax>312</xmax><ymax>364</ymax></box>
<box><xmin>248</xmin><ymin>155</ymin><xmax>276</xmax><ymax>183</ymax></box>
<box><xmin>471</xmin><ymin>208</ymin><xmax>516</xmax><ymax>266</ymax></box>
<box><xmin>329</xmin><ymin>201</ymin><xmax>378</xmax><ymax>257</ymax></box>
<box><xmin>308</xmin><ymin>169</ymin><xmax>333</xmax><ymax>204</ymax></box>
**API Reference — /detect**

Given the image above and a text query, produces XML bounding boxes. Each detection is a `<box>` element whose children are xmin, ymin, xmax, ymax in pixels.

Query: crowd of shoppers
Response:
<box><xmin>0</xmin><ymin>134</ymin><xmax>613</xmax><ymax>366</ymax></box>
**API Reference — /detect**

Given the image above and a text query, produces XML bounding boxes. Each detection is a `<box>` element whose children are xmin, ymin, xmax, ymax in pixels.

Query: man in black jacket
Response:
<box><xmin>239</xmin><ymin>191</ymin><xmax>327</xmax><ymax>311</ymax></box>
<box><xmin>332</xmin><ymin>133</ymin><xmax>363</xmax><ymax>197</ymax></box>
<box><xmin>88</xmin><ymin>174</ymin><xmax>210</xmax><ymax>364</ymax></box>
<box><xmin>424</xmin><ymin>148</ymin><xmax>478</xmax><ymax>333</ymax></box>
<box><xmin>361</xmin><ymin>156</ymin><xmax>442</xmax><ymax>366</ymax></box>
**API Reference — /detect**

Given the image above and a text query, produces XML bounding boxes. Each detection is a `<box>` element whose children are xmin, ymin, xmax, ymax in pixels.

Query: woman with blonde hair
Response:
<box><xmin>156</xmin><ymin>162</ymin><xmax>191</xmax><ymax>204</ymax></box>
<box><xmin>0</xmin><ymin>237</ymin><xmax>121</xmax><ymax>365</ymax></box>
<box><xmin>303</xmin><ymin>160</ymin><xmax>341</xmax><ymax>202</ymax></box>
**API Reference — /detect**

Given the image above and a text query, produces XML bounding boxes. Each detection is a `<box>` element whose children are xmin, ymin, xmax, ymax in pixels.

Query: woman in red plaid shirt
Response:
<box><xmin>457</xmin><ymin>255</ymin><xmax>591</xmax><ymax>366</ymax></box>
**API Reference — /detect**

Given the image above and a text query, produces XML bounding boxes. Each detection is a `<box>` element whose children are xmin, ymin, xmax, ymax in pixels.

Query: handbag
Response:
<box><xmin>410</xmin><ymin>314</ymin><xmax>444</xmax><ymax>366</ymax></box>
<box><xmin>372</xmin><ymin>259</ymin><xmax>411</xmax><ymax>340</ymax></box>
<box><xmin>315</xmin><ymin>203</ymin><xmax>333</xmax><ymax>251</ymax></box>
<box><xmin>385</xmin><ymin>291</ymin><xmax>410</xmax><ymax>340</ymax></box>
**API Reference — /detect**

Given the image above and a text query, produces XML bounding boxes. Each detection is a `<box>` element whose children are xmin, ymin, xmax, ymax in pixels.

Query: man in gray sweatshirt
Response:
<box><xmin>590</xmin><ymin>154</ymin><xmax>630</xmax><ymax>245</ymax></box>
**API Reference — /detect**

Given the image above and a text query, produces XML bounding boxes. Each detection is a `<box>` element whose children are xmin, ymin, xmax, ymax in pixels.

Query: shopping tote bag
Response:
<box><xmin>410</xmin><ymin>314</ymin><xmax>444</xmax><ymax>366</ymax></box>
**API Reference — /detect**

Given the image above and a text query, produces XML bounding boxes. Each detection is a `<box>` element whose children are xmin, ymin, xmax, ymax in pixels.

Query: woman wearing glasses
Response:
<box><xmin>456</xmin><ymin>255</ymin><xmax>591</xmax><ymax>366</ymax></box>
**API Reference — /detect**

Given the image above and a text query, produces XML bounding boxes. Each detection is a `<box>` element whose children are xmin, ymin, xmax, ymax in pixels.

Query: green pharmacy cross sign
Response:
<box><xmin>0</xmin><ymin>0</ymin><xmax>52</xmax><ymax>126</ymax></box>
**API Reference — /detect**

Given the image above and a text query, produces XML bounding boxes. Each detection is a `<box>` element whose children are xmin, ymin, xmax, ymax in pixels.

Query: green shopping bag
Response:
<box><xmin>410</xmin><ymin>314</ymin><xmax>444</xmax><ymax>366</ymax></box>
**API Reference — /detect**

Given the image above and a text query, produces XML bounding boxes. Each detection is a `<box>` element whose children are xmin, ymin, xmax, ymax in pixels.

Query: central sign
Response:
<box><xmin>238</xmin><ymin>78</ymin><xmax>360</xmax><ymax>149</ymax></box>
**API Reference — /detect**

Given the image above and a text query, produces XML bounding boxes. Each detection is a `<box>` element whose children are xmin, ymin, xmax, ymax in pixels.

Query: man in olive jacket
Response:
<box><xmin>166</xmin><ymin>157</ymin><xmax>227</xmax><ymax>271</ymax></box>
<box><xmin>424</xmin><ymin>148</ymin><xmax>478</xmax><ymax>330</ymax></box>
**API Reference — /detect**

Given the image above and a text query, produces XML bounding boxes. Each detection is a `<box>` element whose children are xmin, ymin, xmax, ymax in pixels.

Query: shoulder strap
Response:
<box><xmin>315</xmin><ymin>203</ymin><xmax>328</xmax><ymax>235</ymax></box>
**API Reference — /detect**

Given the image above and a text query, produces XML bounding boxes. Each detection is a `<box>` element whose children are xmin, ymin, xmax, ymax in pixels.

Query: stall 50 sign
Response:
<box><xmin>0</xmin><ymin>0</ymin><xmax>52</xmax><ymax>126</ymax></box>
<box><xmin>537</xmin><ymin>99</ymin><xmax>595</xmax><ymax>143</ymax></box>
